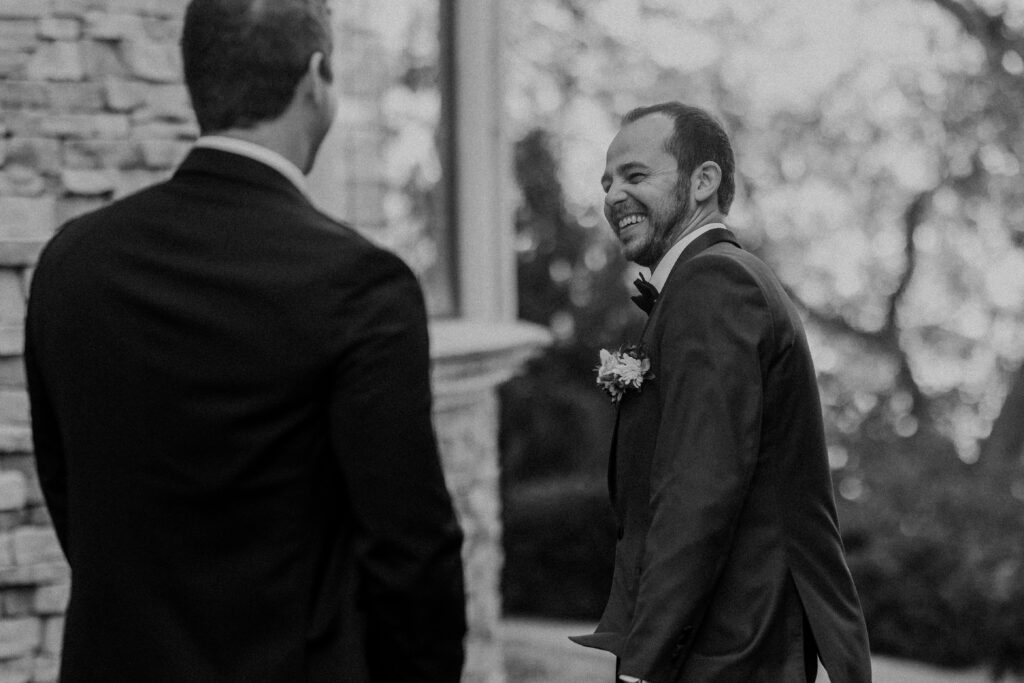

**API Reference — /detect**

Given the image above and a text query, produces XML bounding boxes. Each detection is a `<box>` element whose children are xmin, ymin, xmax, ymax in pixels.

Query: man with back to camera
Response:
<box><xmin>24</xmin><ymin>0</ymin><xmax>466</xmax><ymax>680</ymax></box>
<box><xmin>570</xmin><ymin>102</ymin><xmax>872</xmax><ymax>682</ymax></box>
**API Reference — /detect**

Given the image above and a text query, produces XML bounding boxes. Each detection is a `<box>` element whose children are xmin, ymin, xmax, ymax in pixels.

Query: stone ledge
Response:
<box><xmin>33</xmin><ymin>582</ymin><xmax>69</xmax><ymax>615</ymax></box>
<box><xmin>0</xmin><ymin>616</ymin><xmax>40</xmax><ymax>660</ymax></box>
<box><xmin>0</xmin><ymin>0</ymin><xmax>44</xmax><ymax>19</ymax></box>
<box><xmin>41</xmin><ymin>616</ymin><xmax>62</xmax><ymax>656</ymax></box>
<box><xmin>0</xmin><ymin>241</ymin><xmax>45</xmax><ymax>267</ymax></box>
<box><xmin>12</xmin><ymin>527</ymin><xmax>62</xmax><ymax>566</ymax></box>
<box><xmin>0</xmin><ymin>325</ymin><xmax>23</xmax><ymax>360</ymax></box>
<box><xmin>429</xmin><ymin>319</ymin><xmax>550</xmax><ymax>402</ymax></box>
<box><xmin>33</xmin><ymin>653</ymin><xmax>60</xmax><ymax>683</ymax></box>
<box><xmin>0</xmin><ymin>470</ymin><xmax>27</xmax><ymax>512</ymax></box>
<box><xmin>0</xmin><ymin>197</ymin><xmax>56</xmax><ymax>242</ymax></box>
<box><xmin>0</xmin><ymin>424</ymin><xmax>32</xmax><ymax>453</ymax></box>
<box><xmin>0</xmin><ymin>561</ymin><xmax>68</xmax><ymax>588</ymax></box>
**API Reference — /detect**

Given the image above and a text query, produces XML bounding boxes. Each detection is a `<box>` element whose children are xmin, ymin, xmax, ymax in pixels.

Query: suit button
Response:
<box><xmin>616</xmin><ymin>525</ymin><xmax>624</xmax><ymax>540</ymax></box>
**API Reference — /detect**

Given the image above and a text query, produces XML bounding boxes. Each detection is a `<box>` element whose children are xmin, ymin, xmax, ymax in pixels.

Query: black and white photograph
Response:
<box><xmin>1</xmin><ymin>1</ymin><xmax>1022</xmax><ymax>681</ymax></box>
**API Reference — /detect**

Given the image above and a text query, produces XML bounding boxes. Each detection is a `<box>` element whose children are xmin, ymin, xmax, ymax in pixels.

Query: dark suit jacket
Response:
<box><xmin>572</xmin><ymin>229</ymin><xmax>871</xmax><ymax>682</ymax></box>
<box><xmin>24</xmin><ymin>148</ymin><xmax>466</xmax><ymax>682</ymax></box>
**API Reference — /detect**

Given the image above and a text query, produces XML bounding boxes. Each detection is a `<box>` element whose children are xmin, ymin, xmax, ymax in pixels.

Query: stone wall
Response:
<box><xmin>1</xmin><ymin>2</ymin><xmax>194</xmax><ymax>681</ymax></box>
<box><xmin>436</xmin><ymin>388</ymin><xmax>505</xmax><ymax>682</ymax></box>
<box><xmin>0</xmin><ymin>2</ymin><xmax>534</xmax><ymax>682</ymax></box>
<box><xmin>430</xmin><ymin>320</ymin><xmax>552</xmax><ymax>683</ymax></box>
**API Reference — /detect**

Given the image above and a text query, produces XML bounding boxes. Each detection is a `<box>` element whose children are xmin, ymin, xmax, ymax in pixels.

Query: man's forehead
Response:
<box><xmin>606</xmin><ymin>113</ymin><xmax>674</xmax><ymax>164</ymax></box>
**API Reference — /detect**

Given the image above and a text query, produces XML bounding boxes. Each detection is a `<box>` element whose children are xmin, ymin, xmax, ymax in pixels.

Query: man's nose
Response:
<box><xmin>604</xmin><ymin>179</ymin><xmax>627</xmax><ymax>206</ymax></box>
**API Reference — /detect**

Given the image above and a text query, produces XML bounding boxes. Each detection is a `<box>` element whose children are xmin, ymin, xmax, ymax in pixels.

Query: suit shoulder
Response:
<box><xmin>676</xmin><ymin>245</ymin><xmax>764</xmax><ymax>289</ymax></box>
<box><xmin>687</xmin><ymin>245</ymin><xmax>789</xmax><ymax>298</ymax></box>
<box><xmin>659</xmin><ymin>246</ymin><xmax>778</xmax><ymax>335</ymax></box>
<box><xmin>312</xmin><ymin>213</ymin><xmax>414</xmax><ymax>277</ymax></box>
<box><xmin>686</xmin><ymin>245</ymin><xmax>810</xmax><ymax>349</ymax></box>
<box><xmin>299</xmin><ymin>213</ymin><xmax>422</xmax><ymax>309</ymax></box>
<box><xmin>35</xmin><ymin>184</ymin><xmax>167</xmax><ymax>273</ymax></box>
<box><xmin>694</xmin><ymin>242</ymin><xmax>768</xmax><ymax>271</ymax></box>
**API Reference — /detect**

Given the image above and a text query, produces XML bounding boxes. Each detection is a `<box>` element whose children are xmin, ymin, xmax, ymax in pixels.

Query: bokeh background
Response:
<box><xmin>498</xmin><ymin>0</ymin><xmax>1024</xmax><ymax>678</ymax></box>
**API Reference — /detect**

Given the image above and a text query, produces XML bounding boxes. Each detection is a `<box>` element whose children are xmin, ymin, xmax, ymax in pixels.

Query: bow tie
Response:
<box><xmin>631</xmin><ymin>274</ymin><xmax>659</xmax><ymax>314</ymax></box>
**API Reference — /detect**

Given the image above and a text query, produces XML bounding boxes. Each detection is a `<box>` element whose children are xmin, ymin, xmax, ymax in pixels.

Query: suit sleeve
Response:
<box><xmin>329</xmin><ymin>251</ymin><xmax>466</xmax><ymax>682</ymax></box>
<box><xmin>24</xmin><ymin>278</ymin><xmax>71</xmax><ymax>557</ymax></box>
<box><xmin>620</xmin><ymin>255</ymin><xmax>769</xmax><ymax>680</ymax></box>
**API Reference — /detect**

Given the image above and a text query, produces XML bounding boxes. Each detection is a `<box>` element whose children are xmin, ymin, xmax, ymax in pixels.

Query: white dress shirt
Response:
<box><xmin>193</xmin><ymin>135</ymin><xmax>308</xmax><ymax>195</ymax></box>
<box><xmin>646</xmin><ymin>222</ymin><xmax>728</xmax><ymax>292</ymax></box>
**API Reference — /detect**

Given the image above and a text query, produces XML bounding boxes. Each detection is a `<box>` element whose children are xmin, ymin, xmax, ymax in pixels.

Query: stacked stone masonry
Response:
<box><xmin>0</xmin><ymin>2</ymin><xmax>507</xmax><ymax>682</ymax></box>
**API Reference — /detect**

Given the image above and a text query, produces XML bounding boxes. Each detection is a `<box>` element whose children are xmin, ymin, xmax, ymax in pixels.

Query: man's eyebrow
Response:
<box><xmin>611</xmin><ymin>161</ymin><xmax>649</xmax><ymax>177</ymax></box>
<box><xmin>602</xmin><ymin>161</ymin><xmax>649</xmax><ymax>187</ymax></box>
<box><xmin>620</xmin><ymin>161</ymin><xmax>648</xmax><ymax>173</ymax></box>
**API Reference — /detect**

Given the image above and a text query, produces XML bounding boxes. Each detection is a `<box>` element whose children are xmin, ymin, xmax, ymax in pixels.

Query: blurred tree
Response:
<box><xmin>499</xmin><ymin>129</ymin><xmax>633</xmax><ymax>617</ymax></box>
<box><xmin>506</xmin><ymin>0</ymin><xmax>1024</xmax><ymax>462</ymax></box>
<box><xmin>923</xmin><ymin>0</ymin><xmax>1024</xmax><ymax>466</ymax></box>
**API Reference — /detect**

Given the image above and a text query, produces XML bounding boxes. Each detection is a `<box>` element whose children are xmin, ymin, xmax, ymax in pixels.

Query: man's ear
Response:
<box><xmin>691</xmin><ymin>161</ymin><xmax>722</xmax><ymax>205</ymax></box>
<box><xmin>314</xmin><ymin>51</ymin><xmax>333</xmax><ymax>82</ymax></box>
<box><xmin>306</xmin><ymin>52</ymin><xmax>332</xmax><ymax>102</ymax></box>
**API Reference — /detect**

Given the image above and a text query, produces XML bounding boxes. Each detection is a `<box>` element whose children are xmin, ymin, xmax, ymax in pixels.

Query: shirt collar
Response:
<box><xmin>647</xmin><ymin>222</ymin><xmax>727</xmax><ymax>291</ymax></box>
<box><xmin>193</xmin><ymin>136</ymin><xmax>307</xmax><ymax>195</ymax></box>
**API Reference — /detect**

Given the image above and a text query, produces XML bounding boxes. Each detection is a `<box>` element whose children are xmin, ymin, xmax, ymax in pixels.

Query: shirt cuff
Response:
<box><xmin>618</xmin><ymin>676</ymin><xmax>644</xmax><ymax>683</ymax></box>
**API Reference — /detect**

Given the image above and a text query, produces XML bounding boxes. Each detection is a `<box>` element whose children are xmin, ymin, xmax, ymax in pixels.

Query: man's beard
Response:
<box><xmin>627</xmin><ymin>181</ymin><xmax>690</xmax><ymax>268</ymax></box>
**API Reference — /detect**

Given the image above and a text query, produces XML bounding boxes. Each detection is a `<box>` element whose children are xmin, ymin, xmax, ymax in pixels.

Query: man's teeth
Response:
<box><xmin>618</xmin><ymin>214</ymin><xmax>646</xmax><ymax>229</ymax></box>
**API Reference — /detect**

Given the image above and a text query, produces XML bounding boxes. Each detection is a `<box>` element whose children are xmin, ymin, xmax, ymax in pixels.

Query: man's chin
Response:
<box><xmin>621</xmin><ymin>241</ymin><xmax>656</xmax><ymax>268</ymax></box>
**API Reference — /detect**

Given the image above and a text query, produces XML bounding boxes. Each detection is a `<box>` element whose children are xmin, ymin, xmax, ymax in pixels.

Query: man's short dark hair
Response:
<box><xmin>181</xmin><ymin>0</ymin><xmax>333</xmax><ymax>134</ymax></box>
<box><xmin>623</xmin><ymin>102</ymin><xmax>736</xmax><ymax>213</ymax></box>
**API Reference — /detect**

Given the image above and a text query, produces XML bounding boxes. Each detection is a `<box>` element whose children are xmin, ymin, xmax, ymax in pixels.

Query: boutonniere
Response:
<box><xmin>595</xmin><ymin>345</ymin><xmax>654</xmax><ymax>404</ymax></box>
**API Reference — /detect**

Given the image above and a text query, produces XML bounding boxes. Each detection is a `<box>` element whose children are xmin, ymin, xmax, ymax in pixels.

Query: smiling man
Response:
<box><xmin>570</xmin><ymin>102</ymin><xmax>872</xmax><ymax>682</ymax></box>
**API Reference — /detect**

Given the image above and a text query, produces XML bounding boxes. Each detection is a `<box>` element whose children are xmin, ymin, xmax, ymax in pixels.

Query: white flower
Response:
<box><xmin>595</xmin><ymin>345</ymin><xmax>653</xmax><ymax>403</ymax></box>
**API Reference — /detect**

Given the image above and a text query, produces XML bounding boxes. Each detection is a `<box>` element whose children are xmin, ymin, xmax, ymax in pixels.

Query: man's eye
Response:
<box><xmin>628</xmin><ymin>173</ymin><xmax>646</xmax><ymax>182</ymax></box>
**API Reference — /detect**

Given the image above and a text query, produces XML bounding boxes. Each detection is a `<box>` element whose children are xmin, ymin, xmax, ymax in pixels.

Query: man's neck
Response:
<box><xmin>212</xmin><ymin>122</ymin><xmax>314</xmax><ymax>174</ymax></box>
<box><xmin>195</xmin><ymin>135</ymin><xmax>310</xmax><ymax>196</ymax></box>
<box><xmin>653</xmin><ymin>208</ymin><xmax>727</xmax><ymax>271</ymax></box>
<box><xmin>647</xmin><ymin>220</ymin><xmax>728</xmax><ymax>291</ymax></box>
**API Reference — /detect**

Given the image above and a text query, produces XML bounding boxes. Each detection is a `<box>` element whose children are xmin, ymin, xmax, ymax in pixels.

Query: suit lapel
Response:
<box><xmin>639</xmin><ymin>227</ymin><xmax>742</xmax><ymax>337</ymax></box>
<box><xmin>609</xmin><ymin>228</ymin><xmax>742</xmax><ymax>502</ymax></box>
<box><xmin>607</xmin><ymin>415</ymin><xmax>619</xmax><ymax>503</ymax></box>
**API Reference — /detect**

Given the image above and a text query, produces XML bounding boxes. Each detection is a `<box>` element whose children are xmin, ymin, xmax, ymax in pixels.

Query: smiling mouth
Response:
<box><xmin>617</xmin><ymin>213</ymin><xmax>647</xmax><ymax>230</ymax></box>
